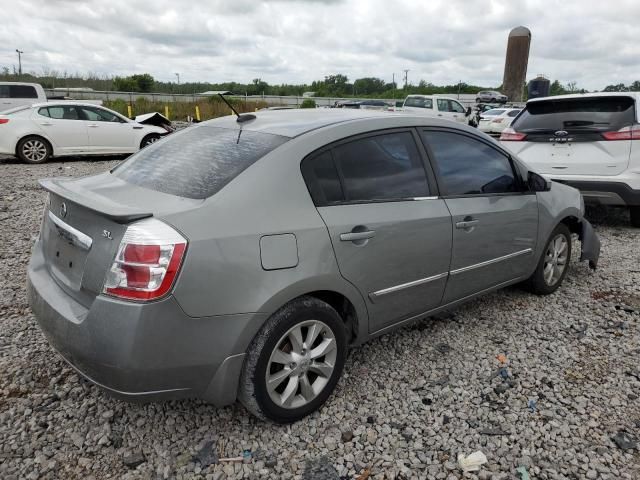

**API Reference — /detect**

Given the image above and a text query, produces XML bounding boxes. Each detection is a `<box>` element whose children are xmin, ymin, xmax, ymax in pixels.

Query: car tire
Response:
<box><xmin>630</xmin><ymin>206</ymin><xmax>640</xmax><ymax>228</ymax></box>
<box><xmin>475</xmin><ymin>98</ymin><xmax>481</xmax><ymax>103</ymax></box>
<box><xmin>140</xmin><ymin>134</ymin><xmax>161</xmax><ymax>149</ymax></box>
<box><xmin>523</xmin><ymin>224</ymin><xmax>572</xmax><ymax>295</ymax></box>
<box><xmin>238</xmin><ymin>296</ymin><xmax>347</xmax><ymax>423</ymax></box>
<box><xmin>490</xmin><ymin>97</ymin><xmax>496</xmax><ymax>103</ymax></box>
<box><xmin>17</xmin><ymin>136</ymin><xmax>52</xmax><ymax>164</ymax></box>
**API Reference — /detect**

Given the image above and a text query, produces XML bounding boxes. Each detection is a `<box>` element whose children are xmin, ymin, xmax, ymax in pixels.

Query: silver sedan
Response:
<box><xmin>27</xmin><ymin>109</ymin><xmax>599</xmax><ymax>423</ymax></box>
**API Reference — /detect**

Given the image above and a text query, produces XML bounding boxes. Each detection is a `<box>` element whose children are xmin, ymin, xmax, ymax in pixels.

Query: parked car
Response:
<box><xmin>0</xmin><ymin>102</ymin><xmax>168</xmax><ymax>163</ymax></box>
<box><xmin>28</xmin><ymin>109</ymin><xmax>599</xmax><ymax>423</ymax></box>
<box><xmin>0</xmin><ymin>82</ymin><xmax>47</xmax><ymax>111</ymax></box>
<box><xmin>500</xmin><ymin>93</ymin><xmax>640</xmax><ymax>227</ymax></box>
<box><xmin>476</xmin><ymin>90</ymin><xmax>508</xmax><ymax>104</ymax></box>
<box><xmin>478</xmin><ymin>108</ymin><xmax>521</xmax><ymax>135</ymax></box>
<box><xmin>401</xmin><ymin>95</ymin><xmax>471</xmax><ymax>124</ymax></box>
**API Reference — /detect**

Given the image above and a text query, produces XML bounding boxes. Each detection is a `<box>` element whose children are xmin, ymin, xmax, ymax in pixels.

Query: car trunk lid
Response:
<box><xmin>39</xmin><ymin>173</ymin><xmax>202</xmax><ymax>308</ymax></box>
<box><xmin>506</xmin><ymin>96</ymin><xmax>635</xmax><ymax>176</ymax></box>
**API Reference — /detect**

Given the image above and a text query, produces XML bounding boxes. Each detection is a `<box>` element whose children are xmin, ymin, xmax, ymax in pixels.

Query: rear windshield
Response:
<box><xmin>404</xmin><ymin>97</ymin><xmax>432</xmax><ymax>109</ymax></box>
<box><xmin>512</xmin><ymin>96</ymin><xmax>636</xmax><ymax>133</ymax></box>
<box><xmin>113</xmin><ymin>126</ymin><xmax>288</xmax><ymax>199</ymax></box>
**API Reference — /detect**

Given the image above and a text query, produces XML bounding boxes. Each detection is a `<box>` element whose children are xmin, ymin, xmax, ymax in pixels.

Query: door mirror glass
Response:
<box><xmin>527</xmin><ymin>171</ymin><xmax>551</xmax><ymax>192</ymax></box>
<box><xmin>466</xmin><ymin>107</ymin><xmax>472</xmax><ymax>116</ymax></box>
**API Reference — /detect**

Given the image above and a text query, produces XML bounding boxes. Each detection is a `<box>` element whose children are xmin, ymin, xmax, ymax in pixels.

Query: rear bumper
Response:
<box><xmin>27</xmin><ymin>240</ymin><xmax>263</xmax><ymax>406</ymax></box>
<box><xmin>551</xmin><ymin>180</ymin><xmax>640</xmax><ymax>207</ymax></box>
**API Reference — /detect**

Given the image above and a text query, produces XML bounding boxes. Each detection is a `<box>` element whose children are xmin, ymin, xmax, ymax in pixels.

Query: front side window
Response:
<box><xmin>80</xmin><ymin>106</ymin><xmax>124</xmax><ymax>122</ymax></box>
<box><xmin>450</xmin><ymin>101</ymin><xmax>465</xmax><ymax>113</ymax></box>
<box><xmin>421</xmin><ymin>130</ymin><xmax>518</xmax><ymax>196</ymax></box>
<box><xmin>9</xmin><ymin>85</ymin><xmax>37</xmax><ymax>99</ymax></box>
<box><xmin>114</xmin><ymin>126</ymin><xmax>288</xmax><ymax>199</ymax></box>
<box><xmin>331</xmin><ymin>131</ymin><xmax>429</xmax><ymax>202</ymax></box>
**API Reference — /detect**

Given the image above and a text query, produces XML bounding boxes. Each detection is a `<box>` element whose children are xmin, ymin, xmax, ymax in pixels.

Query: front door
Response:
<box><xmin>78</xmin><ymin>106</ymin><xmax>136</xmax><ymax>153</ymax></box>
<box><xmin>420</xmin><ymin>129</ymin><xmax>539</xmax><ymax>303</ymax></box>
<box><xmin>437</xmin><ymin>98</ymin><xmax>468</xmax><ymax>124</ymax></box>
<box><xmin>301</xmin><ymin>130</ymin><xmax>452</xmax><ymax>333</ymax></box>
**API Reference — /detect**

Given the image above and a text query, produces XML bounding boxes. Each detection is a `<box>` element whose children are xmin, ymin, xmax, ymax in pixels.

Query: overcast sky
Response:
<box><xmin>1</xmin><ymin>0</ymin><xmax>639</xmax><ymax>90</ymax></box>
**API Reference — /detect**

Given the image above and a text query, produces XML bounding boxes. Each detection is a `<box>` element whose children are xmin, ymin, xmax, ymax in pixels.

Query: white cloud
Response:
<box><xmin>1</xmin><ymin>0</ymin><xmax>639</xmax><ymax>90</ymax></box>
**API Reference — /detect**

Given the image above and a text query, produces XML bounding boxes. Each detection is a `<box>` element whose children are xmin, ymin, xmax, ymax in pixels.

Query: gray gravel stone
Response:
<box><xmin>1</xmin><ymin>157</ymin><xmax>640</xmax><ymax>479</ymax></box>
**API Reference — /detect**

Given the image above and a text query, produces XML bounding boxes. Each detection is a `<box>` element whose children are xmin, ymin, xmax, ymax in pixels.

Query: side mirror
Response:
<box><xmin>466</xmin><ymin>107</ymin><xmax>472</xmax><ymax>116</ymax></box>
<box><xmin>527</xmin><ymin>171</ymin><xmax>551</xmax><ymax>192</ymax></box>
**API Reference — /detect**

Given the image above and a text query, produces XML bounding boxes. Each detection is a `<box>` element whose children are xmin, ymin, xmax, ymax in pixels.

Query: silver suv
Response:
<box><xmin>476</xmin><ymin>90</ymin><xmax>508</xmax><ymax>104</ymax></box>
<box><xmin>27</xmin><ymin>109</ymin><xmax>599</xmax><ymax>422</ymax></box>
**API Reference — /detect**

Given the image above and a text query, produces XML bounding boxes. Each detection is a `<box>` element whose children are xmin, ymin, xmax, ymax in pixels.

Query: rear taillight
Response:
<box><xmin>0</xmin><ymin>119</ymin><xmax>9</xmax><ymax>124</ymax></box>
<box><xmin>601</xmin><ymin>124</ymin><xmax>640</xmax><ymax>141</ymax></box>
<box><xmin>500</xmin><ymin>127</ymin><xmax>526</xmax><ymax>141</ymax></box>
<box><xmin>103</xmin><ymin>218</ymin><xmax>187</xmax><ymax>301</ymax></box>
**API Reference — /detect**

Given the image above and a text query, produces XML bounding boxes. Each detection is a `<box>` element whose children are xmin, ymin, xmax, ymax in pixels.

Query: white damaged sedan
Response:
<box><xmin>0</xmin><ymin>102</ymin><xmax>168</xmax><ymax>163</ymax></box>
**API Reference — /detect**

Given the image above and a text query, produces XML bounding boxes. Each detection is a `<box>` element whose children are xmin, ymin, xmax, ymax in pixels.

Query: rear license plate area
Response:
<box><xmin>43</xmin><ymin>217</ymin><xmax>90</xmax><ymax>291</ymax></box>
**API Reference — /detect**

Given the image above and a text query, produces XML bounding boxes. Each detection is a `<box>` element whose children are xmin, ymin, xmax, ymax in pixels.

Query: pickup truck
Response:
<box><xmin>400</xmin><ymin>94</ymin><xmax>472</xmax><ymax>124</ymax></box>
<box><xmin>0</xmin><ymin>82</ymin><xmax>47</xmax><ymax>112</ymax></box>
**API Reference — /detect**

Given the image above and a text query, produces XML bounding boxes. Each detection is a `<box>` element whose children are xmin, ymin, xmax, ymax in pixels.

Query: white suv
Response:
<box><xmin>500</xmin><ymin>93</ymin><xmax>640</xmax><ymax>226</ymax></box>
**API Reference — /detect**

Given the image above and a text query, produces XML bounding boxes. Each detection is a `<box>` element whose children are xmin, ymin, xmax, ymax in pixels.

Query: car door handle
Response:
<box><xmin>437</xmin><ymin>114</ymin><xmax>443</xmax><ymax>116</ymax></box>
<box><xmin>340</xmin><ymin>230</ymin><xmax>376</xmax><ymax>242</ymax></box>
<box><xmin>39</xmin><ymin>122</ymin><xmax>53</xmax><ymax>126</ymax></box>
<box><xmin>88</xmin><ymin>124</ymin><xmax>99</xmax><ymax>128</ymax></box>
<box><xmin>455</xmin><ymin>218</ymin><xmax>479</xmax><ymax>229</ymax></box>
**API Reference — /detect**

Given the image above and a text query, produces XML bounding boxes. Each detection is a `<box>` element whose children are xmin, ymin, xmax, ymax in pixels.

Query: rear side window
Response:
<box><xmin>333</xmin><ymin>132</ymin><xmax>429</xmax><ymax>202</ymax></box>
<box><xmin>405</xmin><ymin>97</ymin><xmax>432</xmax><ymax>109</ymax></box>
<box><xmin>301</xmin><ymin>151</ymin><xmax>344</xmax><ymax>205</ymax></box>
<box><xmin>9</xmin><ymin>85</ymin><xmax>37</xmax><ymax>98</ymax></box>
<box><xmin>113</xmin><ymin>126</ymin><xmax>288</xmax><ymax>199</ymax></box>
<box><xmin>422</xmin><ymin>130</ymin><xmax>518</xmax><ymax>196</ymax></box>
<box><xmin>513</xmin><ymin>97</ymin><xmax>635</xmax><ymax>132</ymax></box>
<box><xmin>0</xmin><ymin>85</ymin><xmax>8</xmax><ymax>98</ymax></box>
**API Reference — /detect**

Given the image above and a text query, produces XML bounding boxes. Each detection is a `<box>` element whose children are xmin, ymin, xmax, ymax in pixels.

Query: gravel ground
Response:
<box><xmin>1</xmin><ymin>155</ymin><xmax>639</xmax><ymax>480</ymax></box>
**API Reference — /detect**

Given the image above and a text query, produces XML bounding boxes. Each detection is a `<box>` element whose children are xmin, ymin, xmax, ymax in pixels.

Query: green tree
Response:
<box><xmin>131</xmin><ymin>74</ymin><xmax>155</xmax><ymax>92</ymax></box>
<box><xmin>603</xmin><ymin>83</ymin><xmax>627</xmax><ymax>92</ymax></box>
<box><xmin>113</xmin><ymin>76</ymin><xmax>139</xmax><ymax>92</ymax></box>
<box><xmin>549</xmin><ymin>80</ymin><xmax>567</xmax><ymax>96</ymax></box>
<box><xmin>300</xmin><ymin>99</ymin><xmax>316</xmax><ymax>108</ymax></box>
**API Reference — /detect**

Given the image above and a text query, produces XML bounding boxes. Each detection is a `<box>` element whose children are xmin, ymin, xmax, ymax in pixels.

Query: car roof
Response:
<box><xmin>201</xmin><ymin>108</ymin><xmax>464</xmax><ymax>138</ymax></box>
<box><xmin>528</xmin><ymin>92</ymin><xmax>640</xmax><ymax>103</ymax></box>
<box><xmin>29</xmin><ymin>101</ymin><xmax>112</xmax><ymax>108</ymax></box>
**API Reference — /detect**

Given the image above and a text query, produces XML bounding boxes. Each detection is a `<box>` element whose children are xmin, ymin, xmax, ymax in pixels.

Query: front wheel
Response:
<box><xmin>630</xmin><ymin>206</ymin><xmax>640</xmax><ymax>228</ymax></box>
<box><xmin>140</xmin><ymin>134</ymin><xmax>161</xmax><ymax>148</ymax></box>
<box><xmin>523</xmin><ymin>224</ymin><xmax>572</xmax><ymax>295</ymax></box>
<box><xmin>238</xmin><ymin>296</ymin><xmax>347</xmax><ymax>423</ymax></box>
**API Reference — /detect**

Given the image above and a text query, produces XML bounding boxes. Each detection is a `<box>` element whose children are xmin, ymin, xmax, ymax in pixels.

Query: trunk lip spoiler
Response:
<box><xmin>39</xmin><ymin>178</ymin><xmax>152</xmax><ymax>224</ymax></box>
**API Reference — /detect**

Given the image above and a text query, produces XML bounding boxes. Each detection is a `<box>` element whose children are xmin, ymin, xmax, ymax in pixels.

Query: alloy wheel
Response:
<box><xmin>543</xmin><ymin>234</ymin><xmax>569</xmax><ymax>286</ymax></box>
<box><xmin>22</xmin><ymin>139</ymin><xmax>48</xmax><ymax>162</ymax></box>
<box><xmin>265</xmin><ymin>320</ymin><xmax>337</xmax><ymax>409</ymax></box>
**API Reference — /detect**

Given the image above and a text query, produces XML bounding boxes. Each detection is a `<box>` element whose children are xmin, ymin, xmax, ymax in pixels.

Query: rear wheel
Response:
<box><xmin>524</xmin><ymin>224</ymin><xmax>572</xmax><ymax>295</ymax></box>
<box><xmin>630</xmin><ymin>207</ymin><xmax>640</xmax><ymax>228</ymax></box>
<box><xmin>475</xmin><ymin>98</ymin><xmax>481</xmax><ymax>103</ymax></box>
<box><xmin>17</xmin><ymin>136</ymin><xmax>51</xmax><ymax>164</ymax></box>
<box><xmin>238</xmin><ymin>296</ymin><xmax>347</xmax><ymax>423</ymax></box>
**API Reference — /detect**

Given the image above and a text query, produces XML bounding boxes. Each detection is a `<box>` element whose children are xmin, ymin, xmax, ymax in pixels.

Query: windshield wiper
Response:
<box><xmin>218</xmin><ymin>94</ymin><xmax>256</xmax><ymax>123</ymax></box>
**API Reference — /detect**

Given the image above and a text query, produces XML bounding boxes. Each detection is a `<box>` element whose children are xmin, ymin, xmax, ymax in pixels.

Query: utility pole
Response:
<box><xmin>175</xmin><ymin>73</ymin><xmax>180</xmax><ymax>84</ymax></box>
<box><xmin>16</xmin><ymin>49</ymin><xmax>23</xmax><ymax>75</ymax></box>
<box><xmin>403</xmin><ymin>69</ymin><xmax>409</xmax><ymax>89</ymax></box>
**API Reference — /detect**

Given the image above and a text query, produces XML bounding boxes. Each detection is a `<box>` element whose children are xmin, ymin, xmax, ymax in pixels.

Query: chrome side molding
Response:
<box><xmin>370</xmin><ymin>272</ymin><xmax>449</xmax><ymax>301</ymax></box>
<box><xmin>450</xmin><ymin>248</ymin><xmax>533</xmax><ymax>275</ymax></box>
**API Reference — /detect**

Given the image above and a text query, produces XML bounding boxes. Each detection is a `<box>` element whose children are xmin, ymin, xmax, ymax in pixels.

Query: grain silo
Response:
<box><xmin>502</xmin><ymin>26</ymin><xmax>531</xmax><ymax>103</ymax></box>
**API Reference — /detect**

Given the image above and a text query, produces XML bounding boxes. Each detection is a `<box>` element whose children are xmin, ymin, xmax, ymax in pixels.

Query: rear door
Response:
<box><xmin>302</xmin><ymin>130</ymin><xmax>452</xmax><ymax>333</ymax></box>
<box><xmin>36</xmin><ymin>105</ymin><xmax>90</xmax><ymax>154</ymax></box>
<box><xmin>420</xmin><ymin>129</ymin><xmax>538</xmax><ymax>303</ymax></box>
<box><xmin>78</xmin><ymin>106</ymin><xmax>136</xmax><ymax>153</ymax></box>
<box><xmin>505</xmin><ymin>96</ymin><xmax>634</xmax><ymax>176</ymax></box>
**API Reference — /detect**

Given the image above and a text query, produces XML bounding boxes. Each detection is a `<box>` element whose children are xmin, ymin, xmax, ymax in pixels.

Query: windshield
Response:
<box><xmin>483</xmin><ymin>109</ymin><xmax>506</xmax><ymax>116</ymax></box>
<box><xmin>113</xmin><ymin>126</ymin><xmax>289</xmax><ymax>199</ymax></box>
<box><xmin>512</xmin><ymin>96</ymin><xmax>636</xmax><ymax>133</ymax></box>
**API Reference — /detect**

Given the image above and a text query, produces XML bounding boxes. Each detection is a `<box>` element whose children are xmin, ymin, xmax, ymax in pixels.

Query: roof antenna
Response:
<box><xmin>218</xmin><ymin>94</ymin><xmax>256</xmax><ymax>123</ymax></box>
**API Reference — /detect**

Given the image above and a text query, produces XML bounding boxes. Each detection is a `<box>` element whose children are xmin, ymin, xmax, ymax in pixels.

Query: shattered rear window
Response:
<box><xmin>113</xmin><ymin>126</ymin><xmax>288</xmax><ymax>199</ymax></box>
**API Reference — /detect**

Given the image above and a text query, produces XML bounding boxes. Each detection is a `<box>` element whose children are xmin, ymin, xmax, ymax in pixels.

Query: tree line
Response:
<box><xmin>1</xmin><ymin>67</ymin><xmax>638</xmax><ymax>98</ymax></box>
